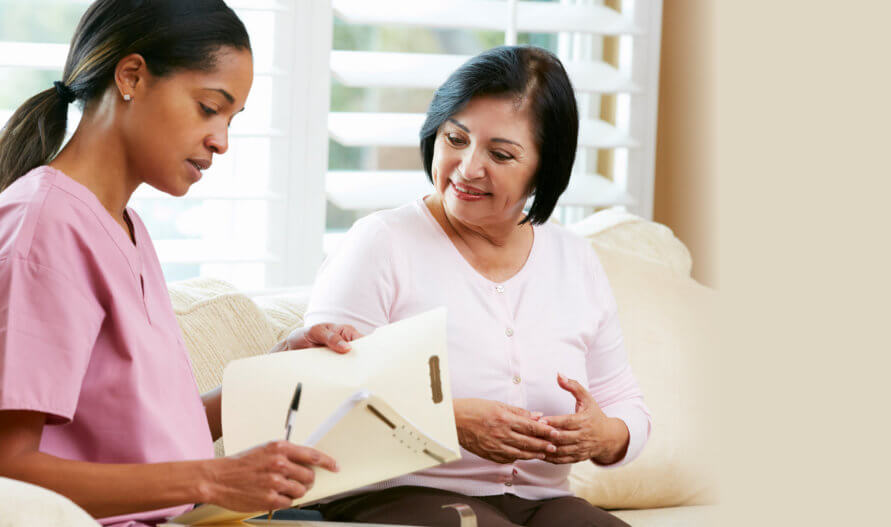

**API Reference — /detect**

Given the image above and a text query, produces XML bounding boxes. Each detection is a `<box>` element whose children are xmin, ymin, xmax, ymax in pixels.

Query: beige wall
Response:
<box><xmin>653</xmin><ymin>0</ymin><xmax>717</xmax><ymax>288</ymax></box>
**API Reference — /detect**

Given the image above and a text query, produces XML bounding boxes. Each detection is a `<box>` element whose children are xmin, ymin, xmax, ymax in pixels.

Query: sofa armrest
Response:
<box><xmin>0</xmin><ymin>477</ymin><xmax>99</xmax><ymax>527</ymax></box>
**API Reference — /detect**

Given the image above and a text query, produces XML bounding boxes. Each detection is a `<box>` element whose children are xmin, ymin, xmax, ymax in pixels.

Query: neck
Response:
<box><xmin>426</xmin><ymin>194</ymin><xmax>528</xmax><ymax>249</ymax></box>
<box><xmin>49</xmin><ymin>92</ymin><xmax>140</xmax><ymax>224</ymax></box>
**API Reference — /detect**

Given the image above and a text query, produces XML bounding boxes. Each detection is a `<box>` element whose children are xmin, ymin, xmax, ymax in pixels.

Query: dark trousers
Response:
<box><xmin>315</xmin><ymin>486</ymin><xmax>630</xmax><ymax>527</ymax></box>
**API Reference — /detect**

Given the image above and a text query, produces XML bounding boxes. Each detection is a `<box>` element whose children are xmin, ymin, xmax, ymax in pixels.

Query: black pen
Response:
<box><xmin>270</xmin><ymin>382</ymin><xmax>302</xmax><ymax>520</ymax></box>
<box><xmin>285</xmin><ymin>382</ymin><xmax>302</xmax><ymax>441</ymax></box>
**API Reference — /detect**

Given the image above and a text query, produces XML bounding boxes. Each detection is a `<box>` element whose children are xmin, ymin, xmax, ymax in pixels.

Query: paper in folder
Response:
<box><xmin>169</xmin><ymin>308</ymin><xmax>459</xmax><ymax>526</ymax></box>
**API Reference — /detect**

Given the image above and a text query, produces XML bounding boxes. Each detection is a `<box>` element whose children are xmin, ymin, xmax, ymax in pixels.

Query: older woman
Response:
<box><xmin>301</xmin><ymin>46</ymin><xmax>651</xmax><ymax>527</ymax></box>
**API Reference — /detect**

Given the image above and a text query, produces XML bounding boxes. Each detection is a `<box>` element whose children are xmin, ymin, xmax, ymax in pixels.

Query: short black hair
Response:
<box><xmin>419</xmin><ymin>45</ymin><xmax>579</xmax><ymax>225</ymax></box>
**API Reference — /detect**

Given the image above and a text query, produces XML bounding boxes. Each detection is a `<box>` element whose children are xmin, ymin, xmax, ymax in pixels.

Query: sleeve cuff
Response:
<box><xmin>596</xmin><ymin>400</ymin><xmax>652</xmax><ymax>468</ymax></box>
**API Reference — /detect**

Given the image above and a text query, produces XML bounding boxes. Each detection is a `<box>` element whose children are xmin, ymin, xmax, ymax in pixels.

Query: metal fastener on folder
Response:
<box><xmin>442</xmin><ymin>503</ymin><xmax>478</xmax><ymax>527</ymax></box>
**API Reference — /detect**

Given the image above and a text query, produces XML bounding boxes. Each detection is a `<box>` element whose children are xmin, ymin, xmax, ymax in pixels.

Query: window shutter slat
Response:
<box><xmin>332</xmin><ymin>0</ymin><xmax>640</xmax><ymax>35</ymax></box>
<box><xmin>331</xmin><ymin>50</ymin><xmax>637</xmax><ymax>94</ymax></box>
<box><xmin>327</xmin><ymin>170</ymin><xmax>633</xmax><ymax>211</ymax></box>
<box><xmin>327</xmin><ymin>170</ymin><xmax>432</xmax><ymax>211</ymax></box>
<box><xmin>0</xmin><ymin>41</ymin><xmax>67</xmax><ymax>69</ymax></box>
<box><xmin>132</xmin><ymin>186</ymin><xmax>283</xmax><ymax>202</ymax></box>
<box><xmin>328</xmin><ymin>112</ymin><xmax>637</xmax><ymax>149</ymax></box>
<box><xmin>153</xmin><ymin>240</ymin><xmax>278</xmax><ymax>265</ymax></box>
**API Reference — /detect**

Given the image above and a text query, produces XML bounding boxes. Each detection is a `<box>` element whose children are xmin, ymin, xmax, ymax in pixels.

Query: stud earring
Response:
<box><xmin>123</xmin><ymin>94</ymin><xmax>132</xmax><ymax>102</ymax></box>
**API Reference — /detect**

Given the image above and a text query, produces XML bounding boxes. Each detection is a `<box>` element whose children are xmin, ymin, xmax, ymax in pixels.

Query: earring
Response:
<box><xmin>123</xmin><ymin>94</ymin><xmax>132</xmax><ymax>102</ymax></box>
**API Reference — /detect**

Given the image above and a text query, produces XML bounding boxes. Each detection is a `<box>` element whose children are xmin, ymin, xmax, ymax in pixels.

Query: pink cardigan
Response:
<box><xmin>305</xmin><ymin>199</ymin><xmax>651</xmax><ymax>499</ymax></box>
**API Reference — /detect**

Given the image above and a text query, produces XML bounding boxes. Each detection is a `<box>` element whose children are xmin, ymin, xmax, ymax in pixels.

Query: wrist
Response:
<box><xmin>593</xmin><ymin>417</ymin><xmax>630</xmax><ymax>466</ymax></box>
<box><xmin>287</xmin><ymin>327</ymin><xmax>312</xmax><ymax>350</ymax></box>
<box><xmin>194</xmin><ymin>458</ymin><xmax>220</xmax><ymax>504</ymax></box>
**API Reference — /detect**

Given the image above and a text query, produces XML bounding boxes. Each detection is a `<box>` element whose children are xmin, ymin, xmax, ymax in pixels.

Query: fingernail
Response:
<box><xmin>540</xmin><ymin>419</ymin><xmax>548</xmax><ymax>426</ymax></box>
<box><xmin>337</xmin><ymin>341</ymin><xmax>351</xmax><ymax>351</ymax></box>
<box><xmin>538</xmin><ymin>454</ymin><xmax>546</xmax><ymax>459</ymax></box>
<box><xmin>550</xmin><ymin>430</ymin><xmax>559</xmax><ymax>439</ymax></box>
<box><xmin>547</xmin><ymin>445</ymin><xmax>557</xmax><ymax>453</ymax></box>
<box><xmin>532</xmin><ymin>412</ymin><xmax>543</xmax><ymax>419</ymax></box>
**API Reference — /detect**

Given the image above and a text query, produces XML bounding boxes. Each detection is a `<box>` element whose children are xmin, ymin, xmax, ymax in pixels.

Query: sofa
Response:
<box><xmin>0</xmin><ymin>210</ymin><xmax>719</xmax><ymax>526</ymax></box>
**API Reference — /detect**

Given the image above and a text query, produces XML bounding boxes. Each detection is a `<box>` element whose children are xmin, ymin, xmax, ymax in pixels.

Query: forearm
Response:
<box><xmin>591</xmin><ymin>417</ymin><xmax>630</xmax><ymax>466</ymax></box>
<box><xmin>202</xmin><ymin>385</ymin><xmax>223</xmax><ymax>441</ymax></box>
<box><xmin>2</xmin><ymin>450</ymin><xmax>212</xmax><ymax>519</ymax></box>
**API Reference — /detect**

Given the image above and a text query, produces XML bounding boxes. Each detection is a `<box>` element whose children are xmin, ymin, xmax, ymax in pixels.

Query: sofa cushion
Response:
<box><xmin>0</xmin><ymin>477</ymin><xmax>98</xmax><ymax>527</ymax></box>
<box><xmin>251</xmin><ymin>289</ymin><xmax>312</xmax><ymax>342</ymax></box>
<box><xmin>569</xmin><ymin>208</ymin><xmax>693</xmax><ymax>278</ymax></box>
<box><xmin>611</xmin><ymin>504</ymin><xmax>720</xmax><ymax>526</ymax></box>
<box><xmin>568</xmin><ymin>243</ymin><xmax>718</xmax><ymax>509</ymax></box>
<box><xmin>169</xmin><ymin>277</ymin><xmax>280</xmax><ymax>394</ymax></box>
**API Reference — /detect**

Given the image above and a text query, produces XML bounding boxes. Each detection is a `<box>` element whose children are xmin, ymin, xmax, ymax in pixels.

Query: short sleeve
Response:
<box><xmin>304</xmin><ymin>215</ymin><xmax>397</xmax><ymax>336</ymax></box>
<box><xmin>583</xmin><ymin>247</ymin><xmax>653</xmax><ymax>468</ymax></box>
<box><xmin>0</xmin><ymin>256</ymin><xmax>104</xmax><ymax>424</ymax></box>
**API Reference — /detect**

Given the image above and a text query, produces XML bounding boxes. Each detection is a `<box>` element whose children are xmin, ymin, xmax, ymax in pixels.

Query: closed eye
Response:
<box><xmin>199</xmin><ymin>103</ymin><xmax>218</xmax><ymax>116</ymax></box>
<box><xmin>445</xmin><ymin>133</ymin><xmax>467</xmax><ymax>146</ymax></box>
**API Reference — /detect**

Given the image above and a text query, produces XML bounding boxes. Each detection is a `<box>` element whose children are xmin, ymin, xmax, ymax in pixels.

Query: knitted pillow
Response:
<box><xmin>168</xmin><ymin>277</ymin><xmax>280</xmax><ymax>456</ymax></box>
<box><xmin>569</xmin><ymin>208</ymin><xmax>693</xmax><ymax>278</ymax></box>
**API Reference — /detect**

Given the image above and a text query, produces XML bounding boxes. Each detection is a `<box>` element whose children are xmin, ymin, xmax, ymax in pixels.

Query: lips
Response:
<box><xmin>451</xmin><ymin>181</ymin><xmax>489</xmax><ymax>196</ymax></box>
<box><xmin>186</xmin><ymin>159</ymin><xmax>210</xmax><ymax>182</ymax></box>
<box><xmin>187</xmin><ymin>158</ymin><xmax>211</xmax><ymax>171</ymax></box>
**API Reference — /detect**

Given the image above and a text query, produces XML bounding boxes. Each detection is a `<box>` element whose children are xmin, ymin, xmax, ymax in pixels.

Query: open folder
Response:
<box><xmin>168</xmin><ymin>308</ymin><xmax>460</xmax><ymax>526</ymax></box>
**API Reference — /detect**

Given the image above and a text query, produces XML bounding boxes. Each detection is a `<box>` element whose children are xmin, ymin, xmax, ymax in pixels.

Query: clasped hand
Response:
<box><xmin>455</xmin><ymin>374</ymin><xmax>629</xmax><ymax>466</ymax></box>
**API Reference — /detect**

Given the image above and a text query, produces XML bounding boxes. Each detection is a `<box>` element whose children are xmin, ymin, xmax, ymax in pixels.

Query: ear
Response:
<box><xmin>114</xmin><ymin>53</ymin><xmax>149</xmax><ymax>101</ymax></box>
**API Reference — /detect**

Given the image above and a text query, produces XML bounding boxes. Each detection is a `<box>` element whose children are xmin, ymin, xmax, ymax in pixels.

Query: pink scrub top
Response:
<box><xmin>0</xmin><ymin>166</ymin><xmax>214</xmax><ymax>526</ymax></box>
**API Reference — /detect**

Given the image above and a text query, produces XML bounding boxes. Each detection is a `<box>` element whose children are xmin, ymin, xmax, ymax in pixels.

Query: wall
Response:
<box><xmin>653</xmin><ymin>0</ymin><xmax>717</xmax><ymax>287</ymax></box>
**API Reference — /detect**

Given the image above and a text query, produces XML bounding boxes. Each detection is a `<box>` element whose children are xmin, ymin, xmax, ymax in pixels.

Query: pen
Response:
<box><xmin>269</xmin><ymin>382</ymin><xmax>302</xmax><ymax>521</ymax></box>
<box><xmin>285</xmin><ymin>382</ymin><xmax>302</xmax><ymax>441</ymax></box>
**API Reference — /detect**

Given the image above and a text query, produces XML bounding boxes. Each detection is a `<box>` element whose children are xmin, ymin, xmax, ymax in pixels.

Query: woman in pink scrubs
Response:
<box><xmin>0</xmin><ymin>1</ymin><xmax>358</xmax><ymax>525</ymax></box>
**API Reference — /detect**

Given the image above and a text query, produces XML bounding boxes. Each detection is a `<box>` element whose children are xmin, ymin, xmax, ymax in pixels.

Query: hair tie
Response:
<box><xmin>53</xmin><ymin>81</ymin><xmax>76</xmax><ymax>104</ymax></box>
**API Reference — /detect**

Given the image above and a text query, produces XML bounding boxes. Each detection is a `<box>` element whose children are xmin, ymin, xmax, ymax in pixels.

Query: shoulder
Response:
<box><xmin>339</xmin><ymin>200</ymin><xmax>431</xmax><ymax>249</ymax></box>
<box><xmin>535</xmin><ymin>220</ymin><xmax>614</xmax><ymax>293</ymax></box>
<box><xmin>536</xmin><ymin>220</ymin><xmax>599</xmax><ymax>264</ymax></box>
<box><xmin>360</xmin><ymin>200</ymin><xmax>426</xmax><ymax>234</ymax></box>
<box><xmin>0</xmin><ymin>166</ymin><xmax>103</xmax><ymax>264</ymax></box>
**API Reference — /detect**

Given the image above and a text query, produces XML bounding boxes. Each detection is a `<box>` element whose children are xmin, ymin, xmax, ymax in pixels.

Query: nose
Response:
<box><xmin>205</xmin><ymin>125</ymin><xmax>229</xmax><ymax>155</ymax></box>
<box><xmin>460</xmin><ymin>145</ymin><xmax>486</xmax><ymax>180</ymax></box>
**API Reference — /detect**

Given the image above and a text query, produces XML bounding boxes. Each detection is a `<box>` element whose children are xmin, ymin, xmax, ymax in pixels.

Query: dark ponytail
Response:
<box><xmin>0</xmin><ymin>0</ymin><xmax>251</xmax><ymax>192</ymax></box>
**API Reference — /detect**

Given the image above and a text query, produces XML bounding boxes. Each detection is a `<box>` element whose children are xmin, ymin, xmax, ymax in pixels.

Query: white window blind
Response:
<box><xmin>324</xmin><ymin>0</ymin><xmax>663</xmax><ymax>254</ymax></box>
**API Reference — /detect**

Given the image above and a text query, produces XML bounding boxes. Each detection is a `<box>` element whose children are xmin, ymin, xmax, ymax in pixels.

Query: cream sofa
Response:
<box><xmin>0</xmin><ymin>211</ymin><xmax>718</xmax><ymax>526</ymax></box>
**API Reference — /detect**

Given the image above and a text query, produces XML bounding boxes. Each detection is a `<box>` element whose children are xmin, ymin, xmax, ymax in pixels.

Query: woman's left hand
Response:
<box><xmin>268</xmin><ymin>323</ymin><xmax>363</xmax><ymax>354</ymax></box>
<box><xmin>540</xmin><ymin>373</ymin><xmax>630</xmax><ymax>465</ymax></box>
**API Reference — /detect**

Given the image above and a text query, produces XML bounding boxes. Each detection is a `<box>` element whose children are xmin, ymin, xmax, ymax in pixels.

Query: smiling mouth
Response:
<box><xmin>451</xmin><ymin>181</ymin><xmax>490</xmax><ymax>196</ymax></box>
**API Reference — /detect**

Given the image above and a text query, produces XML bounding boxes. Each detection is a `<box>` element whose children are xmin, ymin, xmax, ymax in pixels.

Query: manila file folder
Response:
<box><xmin>169</xmin><ymin>308</ymin><xmax>460</xmax><ymax>525</ymax></box>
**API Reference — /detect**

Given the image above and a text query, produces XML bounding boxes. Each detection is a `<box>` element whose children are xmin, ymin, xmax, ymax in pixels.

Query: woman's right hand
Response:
<box><xmin>454</xmin><ymin>398</ymin><xmax>557</xmax><ymax>464</ymax></box>
<box><xmin>201</xmin><ymin>440</ymin><xmax>339</xmax><ymax>512</ymax></box>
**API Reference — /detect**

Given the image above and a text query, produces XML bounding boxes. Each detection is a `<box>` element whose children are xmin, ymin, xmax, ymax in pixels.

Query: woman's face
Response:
<box><xmin>431</xmin><ymin>95</ymin><xmax>540</xmax><ymax>230</ymax></box>
<box><xmin>121</xmin><ymin>46</ymin><xmax>254</xmax><ymax>196</ymax></box>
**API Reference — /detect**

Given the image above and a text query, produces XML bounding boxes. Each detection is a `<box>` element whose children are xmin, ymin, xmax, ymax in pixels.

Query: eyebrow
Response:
<box><xmin>447</xmin><ymin>118</ymin><xmax>523</xmax><ymax>148</ymax></box>
<box><xmin>203</xmin><ymin>88</ymin><xmax>245</xmax><ymax>112</ymax></box>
